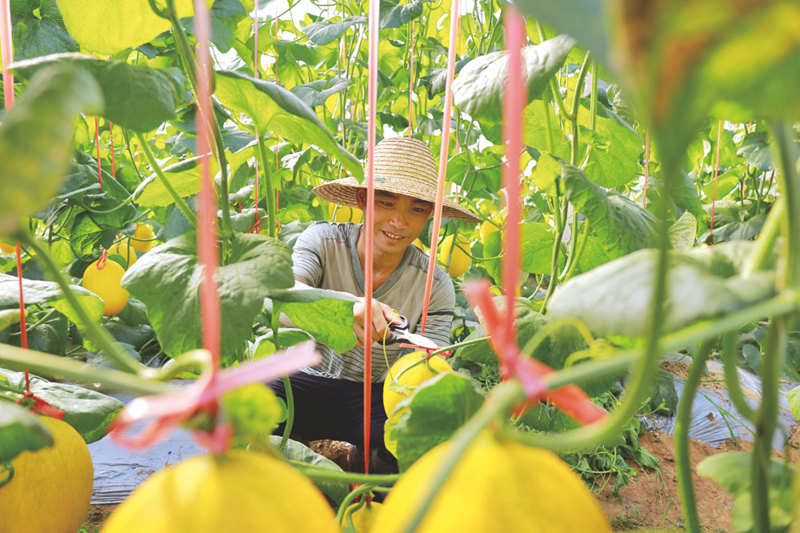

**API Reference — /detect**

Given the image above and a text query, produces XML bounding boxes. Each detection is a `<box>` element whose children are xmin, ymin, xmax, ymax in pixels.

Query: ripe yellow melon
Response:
<box><xmin>101</xmin><ymin>450</ymin><xmax>341</xmax><ymax>533</ymax></box>
<box><xmin>0</xmin><ymin>416</ymin><xmax>93</xmax><ymax>533</ymax></box>
<box><xmin>82</xmin><ymin>259</ymin><xmax>129</xmax><ymax>316</ymax></box>
<box><xmin>372</xmin><ymin>431</ymin><xmax>612</xmax><ymax>533</ymax></box>
<box><xmin>437</xmin><ymin>234</ymin><xmax>471</xmax><ymax>277</ymax></box>
<box><xmin>383</xmin><ymin>351</ymin><xmax>452</xmax><ymax>417</ymax></box>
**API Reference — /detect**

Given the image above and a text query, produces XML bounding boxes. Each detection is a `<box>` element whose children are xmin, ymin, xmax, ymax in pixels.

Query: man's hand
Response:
<box><xmin>353</xmin><ymin>298</ymin><xmax>402</xmax><ymax>347</ymax></box>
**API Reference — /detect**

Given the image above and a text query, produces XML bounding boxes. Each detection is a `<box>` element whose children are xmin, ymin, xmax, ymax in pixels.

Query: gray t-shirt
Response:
<box><xmin>292</xmin><ymin>222</ymin><xmax>455</xmax><ymax>382</ymax></box>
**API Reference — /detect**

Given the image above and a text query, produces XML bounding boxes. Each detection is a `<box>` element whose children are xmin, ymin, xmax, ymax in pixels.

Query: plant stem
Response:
<box><xmin>135</xmin><ymin>133</ymin><xmax>197</xmax><ymax>226</ymax></box>
<box><xmin>256</xmin><ymin>134</ymin><xmax>278</xmax><ymax>237</ymax></box>
<box><xmin>720</xmin><ymin>332</ymin><xmax>756</xmax><ymax>422</ymax></box>
<box><xmin>164</xmin><ymin>0</ymin><xmax>234</xmax><ymax>244</ymax></box>
<box><xmin>430</xmin><ymin>335</ymin><xmax>490</xmax><ymax>356</ymax></box>
<box><xmin>675</xmin><ymin>340</ymin><xmax>713</xmax><ymax>533</ymax></box>
<box><xmin>0</xmin><ymin>343</ymin><xmax>167</xmax><ymax>395</ymax></box>
<box><xmin>20</xmin><ymin>229</ymin><xmax>144</xmax><ymax>374</ymax></box>
<box><xmin>289</xmin><ymin>460</ymin><xmax>399</xmax><ymax>484</ymax></box>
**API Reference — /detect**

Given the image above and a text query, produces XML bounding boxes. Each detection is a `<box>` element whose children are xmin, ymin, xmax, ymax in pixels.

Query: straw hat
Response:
<box><xmin>313</xmin><ymin>137</ymin><xmax>480</xmax><ymax>223</ymax></box>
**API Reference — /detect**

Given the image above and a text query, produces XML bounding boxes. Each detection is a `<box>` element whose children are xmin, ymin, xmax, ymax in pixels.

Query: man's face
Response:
<box><xmin>356</xmin><ymin>190</ymin><xmax>433</xmax><ymax>257</ymax></box>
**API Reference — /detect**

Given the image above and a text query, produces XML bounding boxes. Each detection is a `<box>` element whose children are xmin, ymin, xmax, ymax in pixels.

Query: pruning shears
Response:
<box><xmin>384</xmin><ymin>315</ymin><xmax>438</xmax><ymax>349</ymax></box>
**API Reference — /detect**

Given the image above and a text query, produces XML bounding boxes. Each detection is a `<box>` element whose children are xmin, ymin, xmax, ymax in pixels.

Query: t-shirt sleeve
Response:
<box><xmin>413</xmin><ymin>274</ymin><xmax>455</xmax><ymax>348</ymax></box>
<box><xmin>291</xmin><ymin>224</ymin><xmax>325</xmax><ymax>287</ymax></box>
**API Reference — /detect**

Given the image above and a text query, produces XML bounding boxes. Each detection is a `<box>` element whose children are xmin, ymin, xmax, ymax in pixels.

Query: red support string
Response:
<box><xmin>709</xmin><ymin>119</ymin><xmax>722</xmax><ymax>246</ymax></box>
<box><xmin>502</xmin><ymin>6</ymin><xmax>525</xmax><ymax>349</ymax></box>
<box><xmin>362</xmin><ymin>0</ymin><xmax>380</xmax><ymax>477</ymax></box>
<box><xmin>420</xmin><ymin>0</ymin><xmax>461</xmax><ymax>334</ymax></box>
<box><xmin>407</xmin><ymin>21</ymin><xmax>414</xmax><ymax>137</ymax></box>
<box><xmin>643</xmin><ymin>133</ymin><xmax>650</xmax><ymax>208</ymax></box>
<box><xmin>2</xmin><ymin>8</ymin><xmax>64</xmax><ymax>420</ymax></box>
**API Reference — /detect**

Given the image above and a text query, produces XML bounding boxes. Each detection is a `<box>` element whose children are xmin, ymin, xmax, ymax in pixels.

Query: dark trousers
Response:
<box><xmin>268</xmin><ymin>372</ymin><xmax>397</xmax><ymax>468</ymax></box>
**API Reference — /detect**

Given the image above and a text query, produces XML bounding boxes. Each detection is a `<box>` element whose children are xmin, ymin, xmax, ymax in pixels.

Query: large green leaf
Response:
<box><xmin>577</xmin><ymin>102</ymin><xmax>642</xmax><ymax>188</ymax></box>
<box><xmin>57</xmin><ymin>0</ymin><xmax>201</xmax><ymax>55</ymax></box>
<box><xmin>121</xmin><ymin>233</ymin><xmax>294</xmax><ymax>359</ymax></box>
<box><xmin>11</xmin><ymin>53</ymin><xmax>182</xmax><ymax>132</ymax></box>
<box><xmin>271</xmin><ymin>436</ymin><xmax>349</xmax><ymax>504</ymax></box>
<box><xmin>737</xmin><ymin>131</ymin><xmax>773</xmax><ymax>171</ymax></box>
<box><xmin>0</xmin><ymin>402</ymin><xmax>53</xmax><ymax>463</ymax></box>
<box><xmin>0</xmin><ymin>369</ymin><xmax>124</xmax><ymax>443</ymax></box>
<box><xmin>301</xmin><ymin>16</ymin><xmax>365</xmax><ymax>45</ymax></box>
<box><xmin>668</xmin><ymin>211</ymin><xmax>697</xmax><ymax>251</ymax></box>
<box><xmin>266</xmin><ymin>288</ymin><xmax>358</xmax><ymax>354</ymax></box>
<box><xmin>482</xmin><ymin>222</ymin><xmax>562</xmax><ymax>281</ymax></box>
<box><xmin>548</xmin><ymin>249</ymin><xmax>776</xmax><ymax>337</ymax></box>
<box><xmin>523</xmin><ymin>99</ymin><xmax>570</xmax><ymax>161</ymax></box>
<box><xmin>514</xmin><ymin>0</ymin><xmax>608</xmax><ymax>61</ymax></box>
<box><xmin>562</xmin><ymin>165</ymin><xmax>658</xmax><ymax>259</ymax></box>
<box><xmin>698</xmin><ymin>452</ymin><xmax>795</xmax><ymax>533</ymax></box>
<box><xmin>290</xmin><ymin>77</ymin><xmax>352</xmax><ymax>107</ymax></box>
<box><xmin>380</xmin><ymin>0</ymin><xmax>423</xmax><ymax>29</ymax></box>
<box><xmin>10</xmin><ymin>0</ymin><xmax>78</xmax><ymax>60</ymax></box>
<box><xmin>0</xmin><ymin>273</ymin><xmax>104</xmax><ymax>329</ymax></box>
<box><xmin>388</xmin><ymin>373</ymin><xmax>484</xmax><ymax>471</ymax></box>
<box><xmin>0</xmin><ymin>65</ymin><xmax>102</xmax><ymax>231</ymax></box>
<box><xmin>453</xmin><ymin>34</ymin><xmax>574</xmax><ymax>124</ymax></box>
<box><xmin>133</xmin><ymin>156</ymin><xmax>204</xmax><ymax>207</ymax></box>
<box><xmin>215</xmin><ymin>70</ymin><xmax>363</xmax><ymax>180</ymax></box>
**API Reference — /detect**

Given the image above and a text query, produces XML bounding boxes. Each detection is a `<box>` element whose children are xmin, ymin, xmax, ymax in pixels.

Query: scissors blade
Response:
<box><xmin>401</xmin><ymin>331</ymin><xmax>438</xmax><ymax>349</ymax></box>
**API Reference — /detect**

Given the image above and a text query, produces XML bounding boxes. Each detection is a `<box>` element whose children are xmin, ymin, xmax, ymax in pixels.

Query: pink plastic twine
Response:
<box><xmin>110</xmin><ymin>343</ymin><xmax>320</xmax><ymax>452</ymax></box>
<box><xmin>709</xmin><ymin>119</ymin><xmax>722</xmax><ymax>245</ymax></box>
<box><xmin>420</xmin><ymin>0</ymin><xmax>460</xmax><ymax>333</ymax></box>
<box><xmin>361</xmin><ymin>0</ymin><xmax>381</xmax><ymax>476</ymax></box>
<box><xmin>502</xmin><ymin>6</ymin><xmax>525</xmax><ymax>349</ymax></box>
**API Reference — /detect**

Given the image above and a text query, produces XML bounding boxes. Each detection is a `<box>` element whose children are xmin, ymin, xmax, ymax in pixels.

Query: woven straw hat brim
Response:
<box><xmin>313</xmin><ymin>177</ymin><xmax>480</xmax><ymax>223</ymax></box>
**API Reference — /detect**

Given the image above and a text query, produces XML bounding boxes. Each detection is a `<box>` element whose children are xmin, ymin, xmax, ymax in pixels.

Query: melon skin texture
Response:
<box><xmin>101</xmin><ymin>450</ymin><xmax>341</xmax><ymax>533</ymax></box>
<box><xmin>0</xmin><ymin>416</ymin><xmax>93</xmax><ymax>533</ymax></box>
<box><xmin>372</xmin><ymin>431</ymin><xmax>612</xmax><ymax>533</ymax></box>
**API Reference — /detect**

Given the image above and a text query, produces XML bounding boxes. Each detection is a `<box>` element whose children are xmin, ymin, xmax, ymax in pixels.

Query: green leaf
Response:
<box><xmin>290</xmin><ymin>77</ymin><xmax>352</xmax><ymax>107</ymax></box>
<box><xmin>697</xmin><ymin>451</ymin><xmax>795</xmax><ymax>533</ymax></box>
<box><xmin>11</xmin><ymin>53</ymin><xmax>182</xmax><ymax>132</ymax></box>
<box><xmin>577</xmin><ymin>102</ymin><xmax>642</xmax><ymax>188</ymax></box>
<box><xmin>251</xmin><ymin>329</ymin><xmax>313</xmax><ymax>358</ymax></box>
<box><xmin>10</xmin><ymin>0</ymin><xmax>79</xmax><ymax>60</ymax></box>
<box><xmin>483</xmin><ymin>222</ymin><xmax>562</xmax><ymax>281</ymax></box>
<box><xmin>122</xmin><ymin>233</ymin><xmax>294</xmax><ymax>359</ymax></box>
<box><xmin>390</xmin><ymin>373</ymin><xmax>484</xmax><ymax>471</ymax></box>
<box><xmin>57</xmin><ymin>0</ymin><xmax>201</xmax><ymax>55</ymax></box>
<box><xmin>0</xmin><ymin>402</ymin><xmax>53</xmax><ymax>463</ymax></box>
<box><xmin>301</xmin><ymin>16</ymin><xmax>365</xmax><ymax>45</ymax></box>
<box><xmin>271</xmin><ymin>436</ymin><xmax>349</xmax><ymax>504</ymax></box>
<box><xmin>0</xmin><ymin>65</ymin><xmax>102</xmax><ymax>229</ymax></box>
<box><xmin>786</xmin><ymin>385</ymin><xmax>800</xmax><ymax>420</ymax></box>
<box><xmin>267</xmin><ymin>288</ymin><xmax>358</xmax><ymax>354</ymax></box>
<box><xmin>738</xmin><ymin>131</ymin><xmax>773</xmax><ymax>171</ymax></box>
<box><xmin>133</xmin><ymin>156</ymin><xmax>203</xmax><ymax>207</ymax></box>
<box><xmin>576</xmin><ymin>236</ymin><xmax>612</xmax><ymax>274</ymax></box>
<box><xmin>548</xmin><ymin>249</ymin><xmax>776</xmax><ymax>337</ymax></box>
<box><xmin>668</xmin><ymin>211</ymin><xmax>697</xmax><ymax>251</ymax></box>
<box><xmin>0</xmin><ymin>309</ymin><xmax>22</xmax><ymax>331</ymax></box>
<box><xmin>0</xmin><ymin>273</ymin><xmax>104</xmax><ymax>330</ymax></box>
<box><xmin>562</xmin><ymin>165</ymin><xmax>658</xmax><ymax>259</ymax></box>
<box><xmin>380</xmin><ymin>0</ymin><xmax>423</xmax><ymax>29</ymax></box>
<box><xmin>523</xmin><ymin>100</ymin><xmax>570</xmax><ymax>161</ymax></box>
<box><xmin>453</xmin><ymin>34</ymin><xmax>574</xmax><ymax>124</ymax></box>
<box><xmin>514</xmin><ymin>0</ymin><xmax>608</xmax><ymax>61</ymax></box>
<box><xmin>702</xmin><ymin>168</ymin><xmax>744</xmax><ymax>201</ymax></box>
<box><xmin>215</xmin><ymin>70</ymin><xmax>363</xmax><ymax>180</ymax></box>
<box><xmin>0</xmin><ymin>369</ymin><xmax>124</xmax><ymax>443</ymax></box>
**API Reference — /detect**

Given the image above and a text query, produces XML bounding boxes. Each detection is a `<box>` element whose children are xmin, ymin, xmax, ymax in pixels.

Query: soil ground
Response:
<box><xmin>80</xmin><ymin>428</ymin><xmax>799</xmax><ymax>532</ymax></box>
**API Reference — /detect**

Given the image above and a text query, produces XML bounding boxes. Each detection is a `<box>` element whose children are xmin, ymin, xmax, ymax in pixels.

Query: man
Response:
<box><xmin>270</xmin><ymin>136</ymin><xmax>479</xmax><ymax>470</ymax></box>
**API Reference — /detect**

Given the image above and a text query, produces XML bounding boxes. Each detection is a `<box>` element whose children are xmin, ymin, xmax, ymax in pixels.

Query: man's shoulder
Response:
<box><xmin>300</xmin><ymin>221</ymin><xmax>360</xmax><ymax>244</ymax></box>
<box><xmin>405</xmin><ymin>244</ymin><xmax>453</xmax><ymax>286</ymax></box>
